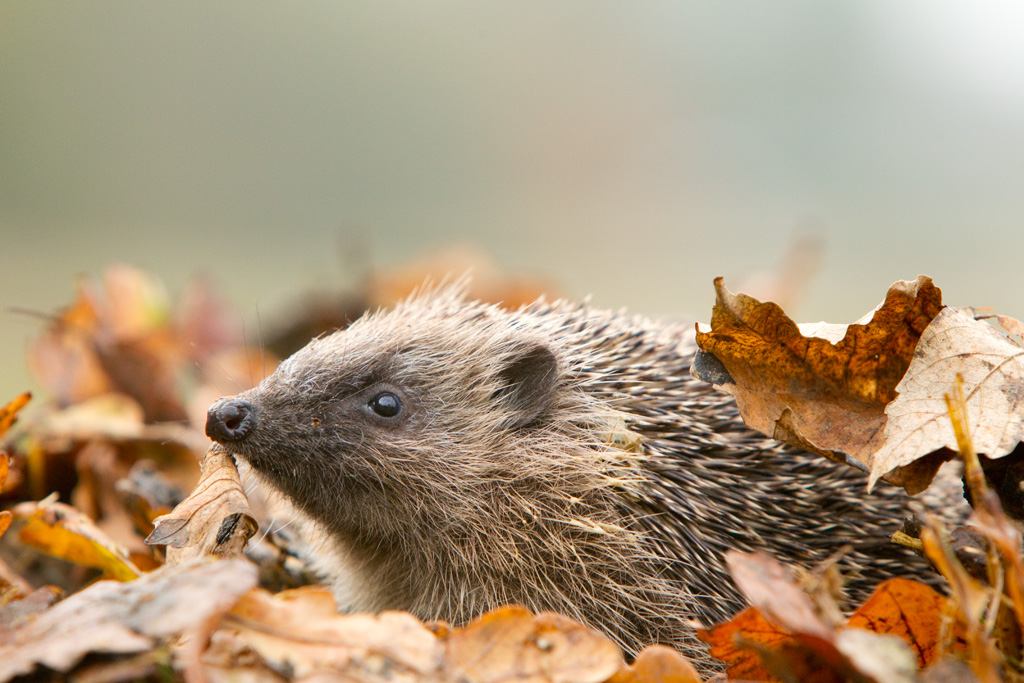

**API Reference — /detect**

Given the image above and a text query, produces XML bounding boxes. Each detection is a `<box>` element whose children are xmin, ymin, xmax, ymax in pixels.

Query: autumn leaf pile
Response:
<box><xmin>2</xmin><ymin>260</ymin><xmax>1024</xmax><ymax>682</ymax></box>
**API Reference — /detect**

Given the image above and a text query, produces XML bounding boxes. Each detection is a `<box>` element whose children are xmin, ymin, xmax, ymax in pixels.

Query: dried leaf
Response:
<box><xmin>725</xmin><ymin>550</ymin><xmax>834</xmax><ymax>638</ymax></box>
<box><xmin>13</xmin><ymin>497</ymin><xmax>140</xmax><ymax>581</ymax></box>
<box><xmin>28</xmin><ymin>282</ymin><xmax>114</xmax><ymax>406</ymax></box>
<box><xmin>693</xmin><ymin>276</ymin><xmax>943</xmax><ymax>492</ymax></box>
<box><xmin>706</xmin><ymin>551</ymin><xmax>934</xmax><ymax>683</ymax></box>
<box><xmin>921</xmin><ymin>658</ymin><xmax>982</xmax><ymax>683</ymax></box>
<box><xmin>698</xmin><ymin>607</ymin><xmax>785</xmax><ymax>681</ymax></box>
<box><xmin>445</xmin><ymin>605</ymin><xmax>621</xmax><ymax>683</ymax></box>
<box><xmin>146</xmin><ymin>444</ymin><xmax>257</xmax><ymax>562</ymax></box>
<box><xmin>605</xmin><ymin>645</ymin><xmax>702</xmax><ymax>683</ymax></box>
<box><xmin>868</xmin><ymin>307</ymin><xmax>1024</xmax><ymax>490</ymax></box>
<box><xmin>0</xmin><ymin>558</ymin><xmax>258</xmax><ymax>682</ymax></box>
<box><xmin>832</xmin><ymin>627</ymin><xmax>918</xmax><ymax>683</ymax></box>
<box><xmin>0</xmin><ymin>586</ymin><xmax>62</xmax><ymax>630</ymax></box>
<box><xmin>846</xmin><ymin>578</ymin><xmax>947</xmax><ymax>668</ymax></box>
<box><xmin>28</xmin><ymin>266</ymin><xmax>191</xmax><ymax>422</ymax></box>
<box><xmin>0</xmin><ymin>512</ymin><xmax>10</xmax><ymax>541</ymax></box>
<box><xmin>0</xmin><ymin>393</ymin><xmax>31</xmax><ymax>438</ymax></box>
<box><xmin>225</xmin><ymin>586</ymin><xmax>443</xmax><ymax>679</ymax></box>
<box><xmin>37</xmin><ymin>393</ymin><xmax>146</xmax><ymax>441</ymax></box>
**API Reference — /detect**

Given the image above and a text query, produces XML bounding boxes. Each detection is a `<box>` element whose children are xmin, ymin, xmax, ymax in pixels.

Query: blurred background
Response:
<box><xmin>2</xmin><ymin>1</ymin><xmax>1023</xmax><ymax>395</ymax></box>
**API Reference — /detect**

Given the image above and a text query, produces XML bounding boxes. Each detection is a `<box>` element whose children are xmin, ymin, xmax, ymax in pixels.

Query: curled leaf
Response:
<box><xmin>693</xmin><ymin>276</ymin><xmax>943</xmax><ymax>492</ymax></box>
<box><xmin>146</xmin><ymin>444</ymin><xmax>256</xmax><ymax>563</ymax></box>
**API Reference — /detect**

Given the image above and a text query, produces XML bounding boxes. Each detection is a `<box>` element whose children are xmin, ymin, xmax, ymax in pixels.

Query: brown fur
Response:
<box><xmin>210</xmin><ymin>288</ymin><xmax>952</xmax><ymax>668</ymax></box>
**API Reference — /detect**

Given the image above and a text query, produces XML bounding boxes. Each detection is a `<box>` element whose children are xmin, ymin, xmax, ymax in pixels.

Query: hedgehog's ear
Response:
<box><xmin>494</xmin><ymin>343</ymin><xmax>559</xmax><ymax>429</ymax></box>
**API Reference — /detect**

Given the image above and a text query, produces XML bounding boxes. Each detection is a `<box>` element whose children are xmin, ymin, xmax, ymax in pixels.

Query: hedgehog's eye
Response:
<box><xmin>368</xmin><ymin>392</ymin><xmax>401</xmax><ymax>418</ymax></box>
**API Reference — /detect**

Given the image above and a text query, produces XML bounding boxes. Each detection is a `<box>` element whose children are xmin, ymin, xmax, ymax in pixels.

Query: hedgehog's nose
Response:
<box><xmin>206</xmin><ymin>399</ymin><xmax>256</xmax><ymax>442</ymax></box>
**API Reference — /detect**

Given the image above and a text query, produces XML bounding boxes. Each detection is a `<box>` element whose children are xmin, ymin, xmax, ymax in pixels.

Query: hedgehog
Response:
<box><xmin>205</xmin><ymin>288</ymin><xmax>950</xmax><ymax>668</ymax></box>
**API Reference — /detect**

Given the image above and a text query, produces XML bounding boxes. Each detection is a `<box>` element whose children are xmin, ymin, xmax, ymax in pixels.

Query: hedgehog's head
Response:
<box><xmin>205</xmin><ymin>289</ymin><xmax>620</xmax><ymax>543</ymax></box>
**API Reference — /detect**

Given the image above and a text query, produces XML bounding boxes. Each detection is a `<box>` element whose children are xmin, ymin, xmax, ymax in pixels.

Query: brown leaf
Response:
<box><xmin>29</xmin><ymin>266</ymin><xmax>190</xmax><ymax>422</ymax></box>
<box><xmin>12</xmin><ymin>496</ymin><xmax>140</xmax><ymax>581</ymax></box>
<box><xmin>225</xmin><ymin>586</ymin><xmax>443</xmax><ymax>679</ymax></box>
<box><xmin>36</xmin><ymin>392</ymin><xmax>146</xmax><ymax>441</ymax></box>
<box><xmin>693</xmin><ymin>276</ymin><xmax>944</xmax><ymax>493</ymax></box>
<box><xmin>725</xmin><ymin>550</ymin><xmax>834</xmax><ymax>639</ymax></box>
<box><xmin>146</xmin><ymin>444</ymin><xmax>257</xmax><ymax>562</ymax></box>
<box><xmin>605</xmin><ymin>644</ymin><xmax>702</xmax><ymax>683</ymax></box>
<box><xmin>0</xmin><ymin>585</ymin><xmax>62</xmax><ymax>630</ymax></box>
<box><xmin>445</xmin><ymin>605</ymin><xmax>621</xmax><ymax>683</ymax></box>
<box><xmin>868</xmin><ymin>307</ymin><xmax>1024</xmax><ymax>490</ymax></box>
<box><xmin>846</xmin><ymin>578</ymin><xmax>947</xmax><ymax>668</ymax></box>
<box><xmin>0</xmin><ymin>557</ymin><xmax>258</xmax><ymax>682</ymax></box>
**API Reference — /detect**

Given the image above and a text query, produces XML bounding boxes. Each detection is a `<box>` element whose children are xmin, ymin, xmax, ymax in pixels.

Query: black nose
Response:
<box><xmin>206</xmin><ymin>399</ymin><xmax>256</xmax><ymax>442</ymax></box>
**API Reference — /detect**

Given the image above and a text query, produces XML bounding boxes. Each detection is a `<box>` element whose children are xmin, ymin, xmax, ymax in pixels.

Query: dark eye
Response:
<box><xmin>368</xmin><ymin>392</ymin><xmax>401</xmax><ymax>418</ymax></box>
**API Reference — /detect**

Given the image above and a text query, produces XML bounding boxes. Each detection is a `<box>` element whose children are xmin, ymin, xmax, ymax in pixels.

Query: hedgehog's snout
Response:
<box><xmin>206</xmin><ymin>398</ymin><xmax>256</xmax><ymax>443</ymax></box>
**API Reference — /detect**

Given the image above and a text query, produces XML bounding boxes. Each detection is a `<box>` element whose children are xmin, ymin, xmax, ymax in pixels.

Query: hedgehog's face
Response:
<box><xmin>205</xmin><ymin>303</ymin><xmax>561</xmax><ymax>539</ymax></box>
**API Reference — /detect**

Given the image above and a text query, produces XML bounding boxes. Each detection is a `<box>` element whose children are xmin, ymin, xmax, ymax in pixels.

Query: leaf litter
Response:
<box><xmin>1</xmin><ymin>260</ymin><xmax>1024</xmax><ymax>681</ymax></box>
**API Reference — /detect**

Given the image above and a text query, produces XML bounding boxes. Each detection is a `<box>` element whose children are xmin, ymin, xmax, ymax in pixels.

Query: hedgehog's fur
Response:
<box><xmin>211</xmin><ymin>288</ymin><xmax>948</xmax><ymax>668</ymax></box>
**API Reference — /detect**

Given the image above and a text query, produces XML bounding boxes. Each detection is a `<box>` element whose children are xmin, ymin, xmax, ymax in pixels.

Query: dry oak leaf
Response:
<box><xmin>146</xmin><ymin>443</ymin><xmax>256</xmax><ymax>563</ymax></box>
<box><xmin>0</xmin><ymin>557</ymin><xmax>258</xmax><ymax>682</ymax></box>
<box><xmin>224</xmin><ymin>586</ymin><xmax>443</xmax><ymax>680</ymax></box>
<box><xmin>867</xmin><ymin>307</ymin><xmax>1024</xmax><ymax>490</ymax></box>
<box><xmin>445</xmin><ymin>605</ymin><xmax>621</xmax><ymax>683</ymax></box>
<box><xmin>693</xmin><ymin>276</ymin><xmax>946</xmax><ymax>493</ymax></box>
<box><xmin>12</xmin><ymin>496</ymin><xmax>140</xmax><ymax>581</ymax></box>
<box><xmin>604</xmin><ymin>644</ymin><xmax>702</xmax><ymax>683</ymax></box>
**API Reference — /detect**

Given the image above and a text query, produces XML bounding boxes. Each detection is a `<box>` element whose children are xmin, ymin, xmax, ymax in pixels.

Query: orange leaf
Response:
<box><xmin>698</xmin><ymin>606</ymin><xmax>791</xmax><ymax>681</ymax></box>
<box><xmin>846</xmin><ymin>578</ymin><xmax>946</xmax><ymax>668</ymax></box>
<box><xmin>0</xmin><ymin>392</ymin><xmax>31</xmax><ymax>438</ymax></box>
<box><xmin>0</xmin><ymin>451</ymin><xmax>10</xmax><ymax>494</ymax></box>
